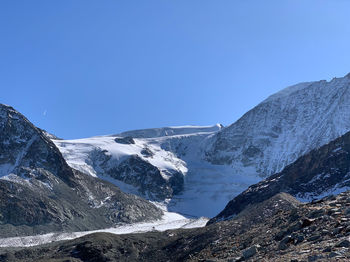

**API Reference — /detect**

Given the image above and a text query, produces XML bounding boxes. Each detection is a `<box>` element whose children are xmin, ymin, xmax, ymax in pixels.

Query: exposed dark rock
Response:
<box><xmin>86</xmin><ymin>147</ymin><xmax>184</xmax><ymax>201</ymax></box>
<box><xmin>106</xmin><ymin>154</ymin><xmax>184</xmax><ymax>200</ymax></box>
<box><xmin>141</xmin><ymin>147</ymin><xmax>154</xmax><ymax>158</ymax></box>
<box><xmin>114</xmin><ymin>136</ymin><xmax>135</xmax><ymax>144</ymax></box>
<box><xmin>335</xmin><ymin>239</ymin><xmax>350</xmax><ymax>248</ymax></box>
<box><xmin>242</xmin><ymin>245</ymin><xmax>258</xmax><ymax>259</ymax></box>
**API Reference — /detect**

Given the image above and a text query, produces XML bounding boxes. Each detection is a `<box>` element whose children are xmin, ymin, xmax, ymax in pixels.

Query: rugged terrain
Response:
<box><xmin>53</xmin><ymin>74</ymin><xmax>350</xmax><ymax>218</ymax></box>
<box><xmin>209</xmin><ymin>129</ymin><xmax>350</xmax><ymax>224</ymax></box>
<box><xmin>3</xmin><ymin>191</ymin><xmax>350</xmax><ymax>261</ymax></box>
<box><xmin>1</xmin><ymin>73</ymin><xmax>350</xmax><ymax>260</ymax></box>
<box><xmin>0</xmin><ymin>104</ymin><xmax>162</xmax><ymax>237</ymax></box>
<box><xmin>206</xmin><ymin>74</ymin><xmax>350</xmax><ymax>177</ymax></box>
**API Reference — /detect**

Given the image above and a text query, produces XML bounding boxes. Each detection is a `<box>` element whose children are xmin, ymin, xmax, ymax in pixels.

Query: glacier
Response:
<box><xmin>54</xmin><ymin>74</ymin><xmax>350</xmax><ymax>218</ymax></box>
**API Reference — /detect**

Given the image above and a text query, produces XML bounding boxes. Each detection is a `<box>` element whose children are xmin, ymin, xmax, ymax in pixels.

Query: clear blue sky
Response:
<box><xmin>1</xmin><ymin>1</ymin><xmax>350</xmax><ymax>139</ymax></box>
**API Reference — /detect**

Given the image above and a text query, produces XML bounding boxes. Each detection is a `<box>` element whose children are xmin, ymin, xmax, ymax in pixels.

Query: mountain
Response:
<box><xmin>54</xmin><ymin>73</ymin><xmax>350</xmax><ymax>218</ymax></box>
<box><xmin>0</xmin><ymin>104</ymin><xmax>162</xmax><ymax>237</ymax></box>
<box><xmin>206</xmin><ymin>74</ymin><xmax>350</xmax><ymax>177</ymax></box>
<box><xmin>53</xmin><ymin>124</ymin><xmax>236</xmax><ymax>217</ymax></box>
<box><xmin>209</xmin><ymin>129</ymin><xmax>350</xmax><ymax>224</ymax></box>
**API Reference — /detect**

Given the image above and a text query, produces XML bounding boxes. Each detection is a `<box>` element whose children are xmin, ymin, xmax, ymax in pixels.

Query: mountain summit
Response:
<box><xmin>206</xmin><ymin>75</ymin><xmax>350</xmax><ymax>177</ymax></box>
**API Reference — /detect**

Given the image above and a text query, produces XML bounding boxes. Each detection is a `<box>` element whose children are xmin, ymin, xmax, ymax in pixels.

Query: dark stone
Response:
<box><xmin>329</xmin><ymin>251</ymin><xmax>342</xmax><ymax>258</ymax></box>
<box><xmin>293</xmin><ymin>234</ymin><xmax>304</xmax><ymax>244</ymax></box>
<box><xmin>114</xmin><ymin>136</ymin><xmax>135</xmax><ymax>144</ymax></box>
<box><xmin>301</xmin><ymin>218</ymin><xmax>314</xmax><ymax>228</ymax></box>
<box><xmin>335</xmin><ymin>239</ymin><xmax>350</xmax><ymax>248</ymax></box>
<box><xmin>307</xmin><ymin>234</ymin><xmax>321</xmax><ymax>242</ymax></box>
<box><xmin>332</xmin><ymin>228</ymin><xmax>342</xmax><ymax>235</ymax></box>
<box><xmin>288</xmin><ymin>221</ymin><xmax>302</xmax><ymax>233</ymax></box>
<box><xmin>308</xmin><ymin>255</ymin><xmax>324</xmax><ymax>262</ymax></box>
<box><xmin>308</xmin><ymin>209</ymin><xmax>324</xmax><ymax>219</ymax></box>
<box><xmin>242</xmin><ymin>245</ymin><xmax>257</xmax><ymax>259</ymax></box>
<box><xmin>279</xmin><ymin>235</ymin><xmax>292</xmax><ymax>250</ymax></box>
<box><xmin>345</xmin><ymin>208</ymin><xmax>350</xmax><ymax>215</ymax></box>
<box><xmin>275</xmin><ymin>230</ymin><xmax>287</xmax><ymax>241</ymax></box>
<box><xmin>323</xmin><ymin>246</ymin><xmax>332</xmax><ymax>252</ymax></box>
<box><xmin>140</xmin><ymin>147</ymin><xmax>154</xmax><ymax>157</ymax></box>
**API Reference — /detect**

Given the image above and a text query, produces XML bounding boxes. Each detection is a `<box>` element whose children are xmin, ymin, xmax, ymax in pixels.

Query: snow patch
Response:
<box><xmin>0</xmin><ymin>210</ymin><xmax>208</xmax><ymax>248</ymax></box>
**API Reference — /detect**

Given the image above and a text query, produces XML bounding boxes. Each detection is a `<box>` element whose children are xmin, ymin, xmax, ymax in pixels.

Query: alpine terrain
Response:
<box><xmin>54</xmin><ymin>73</ymin><xmax>350</xmax><ymax>218</ymax></box>
<box><xmin>0</xmin><ymin>104</ymin><xmax>163</xmax><ymax>237</ymax></box>
<box><xmin>1</xmin><ymin>73</ymin><xmax>350</xmax><ymax>261</ymax></box>
<box><xmin>209</xmin><ymin>128</ymin><xmax>350</xmax><ymax>224</ymax></box>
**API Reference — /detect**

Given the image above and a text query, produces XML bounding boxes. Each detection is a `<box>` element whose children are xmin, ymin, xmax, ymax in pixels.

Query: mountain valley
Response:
<box><xmin>1</xmin><ymin>73</ymin><xmax>350</xmax><ymax>261</ymax></box>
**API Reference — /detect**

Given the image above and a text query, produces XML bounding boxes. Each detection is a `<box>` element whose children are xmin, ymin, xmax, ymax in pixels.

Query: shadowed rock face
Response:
<box><xmin>0</xmin><ymin>104</ymin><xmax>162</xmax><ymax>237</ymax></box>
<box><xmin>208</xmin><ymin>130</ymin><xmax>350</xmax><ymax>224</ymax></box>
<box><xmin>0</xmin><ymin>104</ymin><xmax>75</xmax><ymax>184</ymax></box>
<box><xmin>106</xmin><ymin>154</ymin><xmax>184</xmax><ymax>200</ymax></box>
<box><xmin>86</xmin><ymin>147</ymin><xmax>184</xmax><ymax>200</ymax></box>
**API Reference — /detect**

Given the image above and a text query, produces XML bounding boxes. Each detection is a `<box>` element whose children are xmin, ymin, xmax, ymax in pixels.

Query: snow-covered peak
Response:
<box><xmin>52</xmin><ymin>73</ymin><xmax>350</xmax><ymax>219</ymax></box>
<box><xmin>262</xmin><ymin>81</ymin><xmax>315</xmax><ymax>103</ymax></box>
<box><xmin>207</xmin><ymin>73</ymin><xmax>350</xmax><ymax>177</ymax></box>
<box><xmin>116</xmin><ymin>124</ymin><xmax>223</xmax><ymax>139</ymax></box>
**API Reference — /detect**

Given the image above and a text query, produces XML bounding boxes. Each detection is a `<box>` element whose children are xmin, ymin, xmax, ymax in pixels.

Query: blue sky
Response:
<box><xmin>1</xmin><ymin>1</ymin><xmax>350</xmax><ymax>139</ymax></box>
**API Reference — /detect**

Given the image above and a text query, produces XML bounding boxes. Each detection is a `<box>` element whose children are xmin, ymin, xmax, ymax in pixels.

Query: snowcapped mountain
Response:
<box><xmin>54</xmin><ymin>73</ymin><xmax>350</xmax><ymax>218</ymax></box>
<box><xmin>206</xmin><ymin>74</ymin><xmax>350</xmax><ymax>177</ymax></box>
<box><xmin>0</xmin><ymin>104</ymin><xmax>162</xmax><ymax>237</ymax></box>
<box><xmin>53</xmin><ymin>133</ymin><xmax>189</xmax><ymax>200</ymax></box>
<box><xmin>53</xmin><ymin>124</ymin><xmax>266</xmax><ymax>218</ymax></box>
<box><xmin>55</xmin><ymin>126</ymin><xmax>227</xmax><ymax>201</ymax></box>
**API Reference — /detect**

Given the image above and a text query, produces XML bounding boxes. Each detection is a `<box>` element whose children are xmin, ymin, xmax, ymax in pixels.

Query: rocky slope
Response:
<box><xmin>209</xmin><ymin>129</ymin><xmax>350</xmax><ymax>224</ymax></box>
<box><xmin>4</xmin><ymin>191</ymin><xmax>350</xmax><ymax>261</ymax></box>
<box><xmin>0</xmin><ymin>104</ymin><xmax>162</xmax><ymax>237</ymax></box>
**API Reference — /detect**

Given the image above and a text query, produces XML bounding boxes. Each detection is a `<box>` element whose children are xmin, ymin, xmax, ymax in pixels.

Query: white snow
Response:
<box><xmin>0</xmin><ymin>210</ymin><xmax>208</xmax><ymax>248</ymax></box>
<box><xmin>53</xmin><ymin>124</ymin><xmax>260</xmax><ymax>218</ymax></box>
<box><xmin>296</xmin><ymin>185</ymin><xmax>350</xmax><ymax>202</ymax></box>
<box><xmin>117</xmin><ymin>124</ymin><xmax>222</xmax><ymax>138</ymax></box>
<box><xmin>263</xmin><ymin>81</ymin><xmax>315</xmax><ymax>102</ymax></box>
<box><xmin>54</xmin><ymin>135</ymin><xmax>188</xmax><ymax>181</ymax></box>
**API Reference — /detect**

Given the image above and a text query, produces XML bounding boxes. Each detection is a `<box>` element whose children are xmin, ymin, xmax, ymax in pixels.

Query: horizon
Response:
<box><xmin>2</xmin><ymin>1</ymin><xmax>350</xmax><ymax>139</ymax></box>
